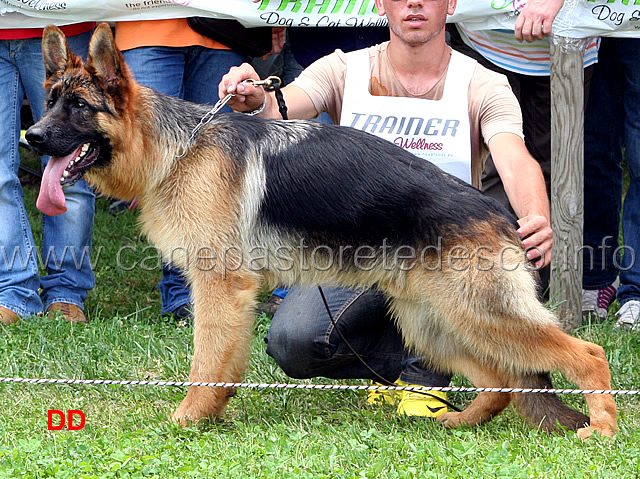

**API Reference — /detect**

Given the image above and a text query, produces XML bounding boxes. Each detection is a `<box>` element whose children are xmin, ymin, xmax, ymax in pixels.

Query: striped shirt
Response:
<box><xmin>455</xmin><ymin>24</ymin><xmax>599</xmax><ymax>76</ymax></box>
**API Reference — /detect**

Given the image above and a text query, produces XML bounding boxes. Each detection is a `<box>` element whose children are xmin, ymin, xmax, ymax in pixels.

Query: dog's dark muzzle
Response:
<box><xmin>25</xmin><ymin>124</ymin><xmax>49</xmax><ymax>155</ymax></box>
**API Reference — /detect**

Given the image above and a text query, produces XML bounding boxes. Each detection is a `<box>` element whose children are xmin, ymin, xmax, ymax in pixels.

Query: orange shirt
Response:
<box><xmin>115</xmin><ymin>19</ymin><xmax>229</xmax><ymax>51</ymax></box>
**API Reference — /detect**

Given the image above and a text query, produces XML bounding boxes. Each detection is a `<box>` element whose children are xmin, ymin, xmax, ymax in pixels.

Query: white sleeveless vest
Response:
<box><xmin>340</xmin><ymin>49</ymin><xmax>476</xmax><ymax>184</ymax></box>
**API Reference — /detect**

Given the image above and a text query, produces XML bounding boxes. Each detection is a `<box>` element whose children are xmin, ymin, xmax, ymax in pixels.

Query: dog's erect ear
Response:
<box><xmin>86</xmin><ymin>23</ymin><xmax>129</xmax><ymax>91</ymax></box>
<box><xmin>42</xmin><ymin>25</ymin><xmax>80</xmax><ymax>80</ymax></box>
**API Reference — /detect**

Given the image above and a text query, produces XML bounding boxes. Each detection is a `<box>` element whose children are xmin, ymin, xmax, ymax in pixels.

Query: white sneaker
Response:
<box><xmin>616</xmin><ymin>300</ymin><xmax>640</xmax><ymax>331</ymax></box>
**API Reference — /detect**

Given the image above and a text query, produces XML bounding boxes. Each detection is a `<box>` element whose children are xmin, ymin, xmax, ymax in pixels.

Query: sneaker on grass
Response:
<box><xmin>582</xmin><ymin>278</ymin><xmax>619</xmax><ymax>320</ymax></box>
<box><xmin>366</xmin><ymin>381</ymin><xmax>402</xmax><ymax>406</ymax></box>
<box><xmin>616</xmin><ymin>300</ymin><xmax>640</xmax><ymax>331</ymax></box>
<box><xmin>396</xmin><ymin>380</ymin><xmax>448</xmax><ymax>419</ymax></box>
<box><xmin>367</xmin><ymin>379</ymin><xmax>449</xmax><ymax>418</ymax></box>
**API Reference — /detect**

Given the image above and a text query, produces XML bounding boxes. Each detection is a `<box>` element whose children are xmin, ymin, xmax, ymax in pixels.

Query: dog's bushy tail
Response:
<box><xmin>511</xmin><ymin>373</ymin><xmax>589</xmax><ymax>434</ymax></box>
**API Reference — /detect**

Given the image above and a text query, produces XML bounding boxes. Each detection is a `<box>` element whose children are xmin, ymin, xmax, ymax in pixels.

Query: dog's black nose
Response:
<box><xmin>25</xmin><ymin>126</ymin><xmax>46</xmax><ymax>147</ymax></box>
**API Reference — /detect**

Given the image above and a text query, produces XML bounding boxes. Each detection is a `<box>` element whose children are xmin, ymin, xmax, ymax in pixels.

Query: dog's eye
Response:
<box><xmin>75</xmin><ymin>100</ymin><xmax>87</xmax><ymax>109</ymax></box>
<box><xmin>46</xmin><ymin>99</ymin><xmax>55</xmax><ymax>109</ymax></box>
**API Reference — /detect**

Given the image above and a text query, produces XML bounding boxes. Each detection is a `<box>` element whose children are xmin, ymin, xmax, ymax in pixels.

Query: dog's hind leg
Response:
<box><xmin>457</xmin><ymin>311</ymin><xmax>616</xmax><ymax>438</ymax></box>
<box><xmin>170</xmin><ymin>270</ymin><xmax>260</xmax><ymax>425</ymax></box>
<box><xmin>391</xmin><ymin>260</ymin><xmax>617</xmax><ymax>438</ymax></box>
<box><xmin>535</xmin><ymin>330</ymin><xmax>617</xmax><ymax>439</ymax></box>
<box><xmin>436</xmin><ymin>360</ymin><xmax>511</xmax><ymax>428</ymax></box>
<box><xmin>388</xmin><ymin>296</ymin><xmax>511</xmax><ymax>428</ymax></box>
<box><xmin>451</xmin><ymin>320</ymin><xmax>617</xmax><ymax>438</ymax></box>
<box><xmin>437</xmin><ymin>314</ymin><xmax>616</xmax><ymax>438</ymax></box>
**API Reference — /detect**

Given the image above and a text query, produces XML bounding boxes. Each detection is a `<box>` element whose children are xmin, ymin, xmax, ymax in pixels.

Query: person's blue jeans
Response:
<box><xmin>0</xmin><ymin>30</ymin><xmax>95</xmax><ymax>317</ymax></box>
<box><xmin>122</xmin><ymin>45</ymin><xmax>248</xmax><ymax>314</ymax></box>
<box><xmin>583</xmin><ymin>38</ymin><xmax>640</xmax><ymax>307</ymax></box>
<box><xmin>265</xmin><ymin>286</ymin><xmax>452</xmax><ymax>387</ymax></box>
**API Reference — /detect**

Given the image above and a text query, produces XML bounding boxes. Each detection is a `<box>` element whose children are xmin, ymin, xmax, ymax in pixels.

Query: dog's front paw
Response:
<box><xmin>169</xmin><ymin>401</ymin><xmax>213</xmax><ymax>426</ymax></box>
<box><xmin>169</xmin><ymin>409</ymin><xmax>205</xmax><ymax>427</ymax></box>
<box><xmin>169</xmin><ymin>386</ymin><xmax>231</xmax><ymax>425</ymax></box>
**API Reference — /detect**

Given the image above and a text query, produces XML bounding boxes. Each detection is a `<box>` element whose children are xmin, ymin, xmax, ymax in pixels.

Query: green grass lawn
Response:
<box><xmin>1</xmin><ymin>146</ymin><xmax>639</xmax><ymax>478</ymax></box>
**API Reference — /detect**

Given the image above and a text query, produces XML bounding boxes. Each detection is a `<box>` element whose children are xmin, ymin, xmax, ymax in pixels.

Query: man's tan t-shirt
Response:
<box><xmin>290</xmin><ymin>42</ymin><xmax>524</xmax><ymax>189</ymax></box>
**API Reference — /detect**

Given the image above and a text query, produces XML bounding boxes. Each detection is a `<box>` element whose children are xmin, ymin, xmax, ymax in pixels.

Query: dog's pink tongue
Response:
<box><xmin>37</xmin><ymin>153</ymin><xmax>75</xmax><ymax>216</ymax></box>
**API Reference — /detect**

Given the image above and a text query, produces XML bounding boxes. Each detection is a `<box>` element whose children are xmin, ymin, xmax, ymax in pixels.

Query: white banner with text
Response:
<box><xmin>1</xmin><ymin>0</ymin><xmax>639</xmax><ymax>37</ymax></box>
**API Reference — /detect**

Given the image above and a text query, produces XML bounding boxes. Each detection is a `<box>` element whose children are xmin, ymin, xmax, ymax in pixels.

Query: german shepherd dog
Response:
<box><xmin>27</xmin><ymin>24</ymin><xmax>617</xmax><ymax>439</ymax></box>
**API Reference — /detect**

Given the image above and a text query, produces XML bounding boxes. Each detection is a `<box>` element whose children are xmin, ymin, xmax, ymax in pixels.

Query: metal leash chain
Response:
<box><xmin>177</xmin><ymin>76</ymin><xmax>286</xmax><ymax>159</ymax></box>
<box><xmin>1</xmin><ymin>377</ymin><xmax>638</xmax><ymax>396</ymax></box>
<box><xmin>186</xmin><ymin>94</ymin><xmax>236</xmax><ymax>145</ymax></box>
<box><xmin>176</xmin><ymin>94</ymin><xmax>236</xmax><ymax>159</ymax></box>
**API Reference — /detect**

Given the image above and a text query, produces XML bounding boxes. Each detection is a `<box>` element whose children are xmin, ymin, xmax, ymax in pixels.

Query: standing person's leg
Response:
<box><xmin>124</xmin><ymin>45</ymin><xmax>250</xmax><ymax>319</ymax></box>
<box><xmin>614</xmin><ymin>38</ymin><xmax>640</xmax><ymax>329</ymax></box>
<box><xmin>151</xmin><ymin>46</ymin><xmax>252</xmax><ymax>320</ymax></box>
<box><xmin>0</xmin><ymin>40</ymin><xmax>43</xmax><ymax>323</ymax></box>
<box><xmin>478</xmin><ymin>70</ymin><xmax>554</xmax><ymax>297</ymax></box>
<box><xmin>123</xmin><ymin>46</ymin><xmax>186</xmax><ymax>98</ymax></box>
<box><xmin>517</xmin><ymin>64</ymin><xmax>594</xmax><ymax>302</ymax></box>
<box><xmin>517</xmin><ymin>73</ymin><xmax>552</xmax><ymax>296</ymax></box>
<box><xmin>182</xmin><ymin>45</ymin><xmax>248</xmax><ymax>107</ymax></box>
<box><xmin>181</xmin><ymin>45</ymin><xmax>295</xmax><ymax>317</ymax></box>
<box><xmin>29</xmin><ymin>30</ymin><xmax>96</xmax><ymax>321</ymax></box>
<box><xmin>583</xmin><ymin>37</ymin><xmax>624</xmax><ymax>321</ymax></box>
<box><xmin>123</xmin><ymin>46</ymin><xmax>192</xmax><ymax>318</ymax></box>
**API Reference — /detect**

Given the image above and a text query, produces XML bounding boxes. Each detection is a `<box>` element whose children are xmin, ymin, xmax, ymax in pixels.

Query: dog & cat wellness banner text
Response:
<box><xmin>1</xmin><ymin>0</ymin><xmax>639</xmax><ymax>37</ymax></box>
